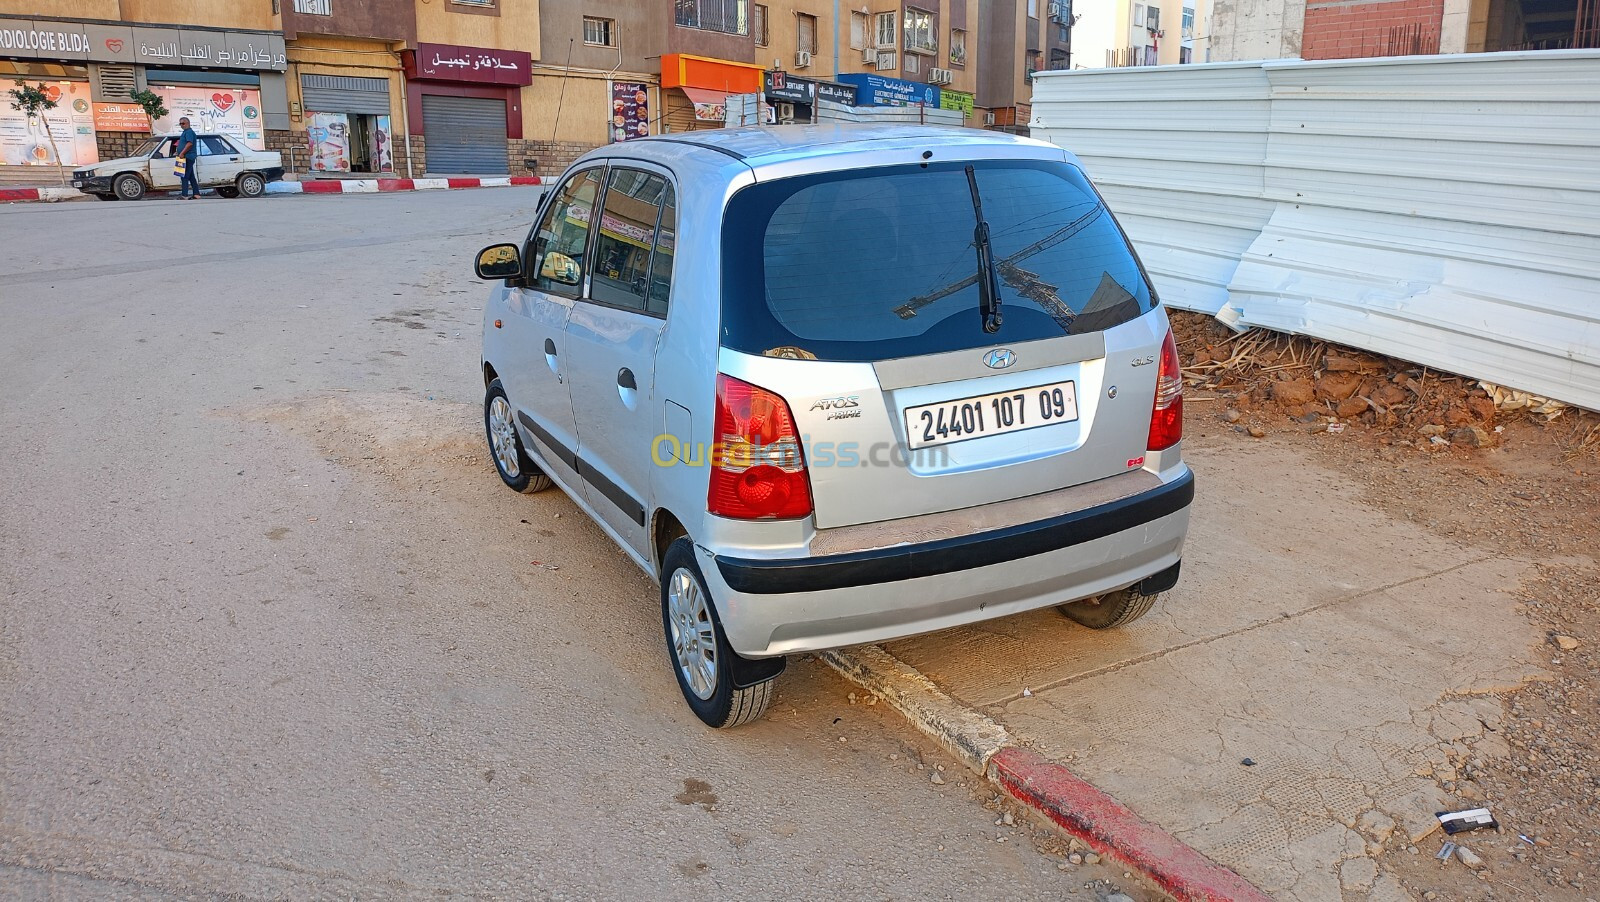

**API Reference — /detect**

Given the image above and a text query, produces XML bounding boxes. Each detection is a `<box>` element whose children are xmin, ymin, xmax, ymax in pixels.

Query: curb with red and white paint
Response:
<box><xmin>266</xmin><ymin>176</ymin><xmax>541</xmax><ymax>195</ymax></box>
<box><xmin>819</xmin><ymin>645</ymin><xmax>1271</xmax><ymax>902</ymax></box>
<box><xmin>0</xmin><ymin>187</ymin><xmax>86</xmax><ymax>203</ymax></box>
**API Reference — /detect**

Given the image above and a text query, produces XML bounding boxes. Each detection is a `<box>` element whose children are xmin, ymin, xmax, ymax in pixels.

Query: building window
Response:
<box><xmin>451</xmin><ymin>0</ymin><xmax>494</xmax><ymax>7</ymax></box>
<box><xmin>1050</xmin><ymin>48</ymin><xmax>1069</xmax><ymax>69</ymax></box>
<box><xmin>1058</xmin><ymin>24</ymin><xmax>1069</xmax><ymax>42</ymax></box>
<box><xmin>754</xmin><ymin>5</ymin><xmax>769</xmax><ymax>46</ymax></box>
<box><xmin>875</xmin><ymin>11</ymin><xmax>896</xmax><ymax>47</ymax></box>
<box><xmin>903</xmin><ymin>7</ymin><xmax>936</xmax><ymax>54</ymax></box>
<box><xmin>293</xmin><ymin>0</ymin><xmax>330</xmax><ymax>13</ymax></box>
<box><xmin>1028</xmin><ymin>0</ymin><xmax>1039</xmax><ymax>18</ymax></box>
<box><xmin>1025</xmin><ymin>49</ymin><xmax>1041</xmax><ymax>80</ymax></box>
<box><xmin>949</xmin><ymin>28</ymin><xmax>967</xmax><ymax>65</ymax></box>
<box><xmin>676</xmin><ymin>0</ymin><xmax>749</xmax><ymax>35</ymax></box>
<box><xmin>850</xmin><ymin>11</ymin><xmax>869</xmax><ymax>49</ymax></box>
<box><xmin>1144</xmin><ymin>46</ymin><xmax>1158</xmax><ymax>65</ymax></box>
<box><xmin>1179</xmin><ymin>46</ymin><xmax>1193</xmax><ymax>63</ymax></box>
<box><xmin>583</xmin><ymin>17</ymin><xmax>615</xmax><ymax>46</ymax></box>
<box><xmin>797</xmin><ymin>13</ymin><xmax>818</xmax><ymax>53</ymax></box>
<box><xmin>903</xmin><ymin>51</ymin><xmax>920</xmax><ymax>74</ymax></box>
<box><xmin>1182</xmin><ymin>6</ymin><xmax>1195</xmax><ymax>39</ymax></box>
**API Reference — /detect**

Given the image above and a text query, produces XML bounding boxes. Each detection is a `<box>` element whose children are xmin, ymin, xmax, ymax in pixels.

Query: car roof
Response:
<box><xmin>585</xmin><ymin>123</ymin><xmax>1063</xmax><ymax>170</ymax></box>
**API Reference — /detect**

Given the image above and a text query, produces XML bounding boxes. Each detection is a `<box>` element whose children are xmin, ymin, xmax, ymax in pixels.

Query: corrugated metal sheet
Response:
<box><xmin>300</xmin><ymin>74</ymin><xmax>390</xmax><ymax>115</ymax></box>
<box><xmin>421</xmin><ymin>95</ymin><xmax>508</xmax><ymax>175</ymax></box>
<box><xmin>1030</xmin><ymin>51</ymin><xmax>1600</xmax><ymax>411</ymax></box>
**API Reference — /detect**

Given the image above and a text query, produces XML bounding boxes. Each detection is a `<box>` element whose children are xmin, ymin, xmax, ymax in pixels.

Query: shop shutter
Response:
<box><xmin>421</xmin><ymin>95</ymin><xmax>509</xmax><ymax>174</ymax></box>
<box><xmin>300</xmin><ymin>74</ymin><xmax>390</xmax><ymax>115</ymax></box>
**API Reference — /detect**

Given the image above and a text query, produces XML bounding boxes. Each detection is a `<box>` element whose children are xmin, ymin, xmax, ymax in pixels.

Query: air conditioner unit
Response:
<box><xmin>862</xmin><ymin>46</ymin><xmax>879</xmax><ymax>63</ymax></box>
<box><xmin>795</xmin><ymin>50</ymin><xmax>812</xmax><ymax>68</ymax></box>
<box><xmin>983</xmin><ymin>111</ymin><xmax>997</xmax><ymax>126</ymax></box>
<box><xmin>929</xmin><ymin>67</ymin><xmax>953</xmax><ymax>85</ymax></box>
<box><xmin>875</xmin><ymin>50</ymin><xmax>897</xmax><ymax>71</ymax></box>
<box><xmin>776</xmin><ymin>102</ymin><xmax>796</xmax><ymax>122</ymax></box>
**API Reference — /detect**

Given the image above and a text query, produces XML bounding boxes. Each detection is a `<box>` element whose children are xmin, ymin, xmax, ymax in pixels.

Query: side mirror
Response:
<box><xmin>538</xmin><ymin>251</ymin><xmax>582</xmax><ymax>286</ymax></box>
<box><xmin>475</xmin><ymin>243</ymin><xmax>523</xmax><ymax>280</ymax></box>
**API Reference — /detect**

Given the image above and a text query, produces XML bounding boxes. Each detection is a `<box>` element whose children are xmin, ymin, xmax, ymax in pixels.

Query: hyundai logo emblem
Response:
<box><xmin>983</xmin><ymin>348</ymin><xmax>1016</xmax><ymax>369</ymax></box>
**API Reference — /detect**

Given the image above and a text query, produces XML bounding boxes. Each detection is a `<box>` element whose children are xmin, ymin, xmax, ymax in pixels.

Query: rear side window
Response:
<box><xmin>590</xmin><ymin>167</ymin><xmax>675</xmax><ymax>314</ymax></box>
<box><xmin>721</xmin><ymin>160</ymin><xmax>1153</xmax><ymax>362</ymax></box>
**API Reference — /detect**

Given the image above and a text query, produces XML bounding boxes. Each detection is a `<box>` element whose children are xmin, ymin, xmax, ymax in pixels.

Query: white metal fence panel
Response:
<box><xmin>1030</xmin><ymin>50</ymin><xmax>1600</xmax><ymax>411</ymax></box>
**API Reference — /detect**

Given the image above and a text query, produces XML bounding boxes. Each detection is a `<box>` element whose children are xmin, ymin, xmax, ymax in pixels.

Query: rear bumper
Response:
<box><xmin>259</xmin><ymin>167</ymin><xmax>285</xmax><ymax>183</ymax></box>
<box><xmin>702</xmin><ymin>468</ymin><xmax>1193</xmax><ymax>657</ymax></box>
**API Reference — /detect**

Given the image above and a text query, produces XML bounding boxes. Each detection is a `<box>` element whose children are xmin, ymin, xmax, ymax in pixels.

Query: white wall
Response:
<box><xmin>1030</xmin><ymin>52</ymin><xmax>1600</xmax><ymax>410</ymax></box>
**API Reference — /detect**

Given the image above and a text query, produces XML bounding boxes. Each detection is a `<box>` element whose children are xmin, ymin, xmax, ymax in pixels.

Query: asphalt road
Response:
<box><xmin>0</xmin><ymin>191</ymin><xmax>1133</xmax><ymax>900</ymax></box>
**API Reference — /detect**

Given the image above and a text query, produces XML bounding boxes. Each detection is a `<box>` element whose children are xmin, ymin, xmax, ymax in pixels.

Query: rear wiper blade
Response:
<box><xmin>965</xmin><ymin>165</ymin><xmax>1003</xmax><ymax>334</ymax></box>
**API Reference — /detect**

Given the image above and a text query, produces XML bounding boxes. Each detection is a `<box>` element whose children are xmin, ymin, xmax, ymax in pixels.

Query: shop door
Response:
<box><xmin>421</xmin><ymin>95</ymin><xmax>508</xmax><ymax>175</ymax></box>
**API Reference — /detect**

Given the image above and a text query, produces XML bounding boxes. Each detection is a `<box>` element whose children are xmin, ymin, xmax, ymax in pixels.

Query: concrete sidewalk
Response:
<box><xmin>828</xmin><ymin>431</ymin><xmax>1550</xmax><ymax>901</ymax></box>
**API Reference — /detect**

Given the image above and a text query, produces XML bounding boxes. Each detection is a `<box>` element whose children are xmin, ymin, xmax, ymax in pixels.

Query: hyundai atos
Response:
<box><xmin>474</xmin><ymin>125</ymin><xmax>1192</xmax><ymax>728</ymax></box>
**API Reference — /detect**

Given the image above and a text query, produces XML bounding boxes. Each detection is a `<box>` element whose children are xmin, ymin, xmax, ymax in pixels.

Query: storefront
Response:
<box><xmin>403</xmin><ymin>42</ymin><xmax>530</xmax><ymax>175</ymax></box>
<box><xmin>660</xmin><ymin>54</ymin><xmax>763</xmax><ymax>134</ymax></box>
<box><xmin>761</xmin><ymin>71</ymin><xmax>857</xmax><ymax>123</ymax></box>
<box><xmin>0</xmin><ymin>16</ymin><xmax>287</xmax><ymax>168</ymax></box>
<box><xmin>833</xmin><ymin>73</ymin><xmax>941</xmax><ymax>109</ymax></box>
<box><xmin>938</xmin><ymin>88</ymin><xmax>976</xmax><ymax>123</ymax></box>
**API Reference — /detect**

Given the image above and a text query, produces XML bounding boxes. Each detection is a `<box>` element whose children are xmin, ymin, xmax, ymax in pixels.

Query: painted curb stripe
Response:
<box><xmin>300</xmin><ymin>180</ymin><xmax>343</xmax><ymax>193</ymax></box>
<box><xmin>821</xmin><ymin>645</ymin><xmax>1271</xmax><ymax>902</ymax></box>
<box><xmin>1</xmin><ymin>188</ymin><xmax>41</xmax><ymax>201</ymax></box>
<box><xmin>992</xmin><ymin>747</ymin><xmax>1273</xmax><ymax>902</ymax></box>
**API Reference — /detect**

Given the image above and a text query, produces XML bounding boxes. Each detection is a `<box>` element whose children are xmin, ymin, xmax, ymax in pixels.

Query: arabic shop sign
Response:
<box><xmin>763</xmin><ymin>71</ymin><xmax>815</xmax><ymax>104</ymax></box>
<box><xmin>407</xmin><ymin>43</ymin><xmax>532</xmax><ymax>87</ymax></box>
<box><xmin>0</xmin><ymin>17</ymin><xmax>287</xmax><ymax>70</ymax></box>
<box><xmin>938</xmin><ymin>89</ymin><xmax>974</xmax><ymax>117</ymax></box>
<box><xmin>833</xmin><ymin>73</ymin><xmax>939</xmax><ymax>108</ymax></box>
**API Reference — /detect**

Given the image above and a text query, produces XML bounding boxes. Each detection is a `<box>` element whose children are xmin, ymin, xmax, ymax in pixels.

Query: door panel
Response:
<box><xmin>196</xmin><ymin>136</ymin><xmax>244</xmax><ymax>187</ymax></box>
<box><xmin>566</xmin><ymin>166</ymin><xmax>675</xmax><ymax>557</ymax></box>
<box><xmin>147</xmin><ymin>141</ymin><xmax>179</xmax><ymax>189</ymax></box>
<box><xmin>500</xmin><ymin>286</ymin><xmax>578</xmax><ymax>485</ymax></box>
<box><xmin>567</xmin><ymin>304</ymin><xmax>660</xmax><ymax>555</ymax></box>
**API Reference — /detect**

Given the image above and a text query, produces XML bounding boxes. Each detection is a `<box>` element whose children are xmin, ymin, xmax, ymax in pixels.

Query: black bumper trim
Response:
<box><xmin>714</xmin><ymin>470</ymin><xmax>1194</xmax><ymax>595</ymax></box>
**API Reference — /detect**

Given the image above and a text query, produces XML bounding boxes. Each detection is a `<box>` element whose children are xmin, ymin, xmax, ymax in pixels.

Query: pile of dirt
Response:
<box><xmin>1170</xmin><ymin>311</ymin><xmax>1599</xmax><ymax>455</ymax></box>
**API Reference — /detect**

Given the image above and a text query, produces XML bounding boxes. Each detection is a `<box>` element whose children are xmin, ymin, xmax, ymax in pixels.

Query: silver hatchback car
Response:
<box><xmin>475</xmin><ymin>125</ymin><xmax>1191</xmax><ymax>729</ymax></box>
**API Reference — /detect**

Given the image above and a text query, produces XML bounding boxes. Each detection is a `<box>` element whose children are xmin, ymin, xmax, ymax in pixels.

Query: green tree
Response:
<box><xmin>6</xmin><ymin>80</ymin><xmax>67</xmax><ymax>186</ymax></box>
<box><xmin>129</xmin><ymin>88</ymin><xmax>169</xmax><ymax>135</ymax></box>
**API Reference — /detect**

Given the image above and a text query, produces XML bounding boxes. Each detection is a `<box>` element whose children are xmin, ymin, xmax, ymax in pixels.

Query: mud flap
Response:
<box><xmin>729</xmin><ymin>652</ymin><xmax>786</xmax><ymax>689</ymax></box>
<box><xmin>1133</xmin><ymin>560</ymin><xmax>1181</xmax><ymax>596</ymax></box>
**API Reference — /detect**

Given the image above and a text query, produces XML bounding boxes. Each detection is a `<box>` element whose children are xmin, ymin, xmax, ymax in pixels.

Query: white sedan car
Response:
<box><xmin>72</xmin><ymin>134</ymin><xmax>285</xmax><ymax>201</ymax></box>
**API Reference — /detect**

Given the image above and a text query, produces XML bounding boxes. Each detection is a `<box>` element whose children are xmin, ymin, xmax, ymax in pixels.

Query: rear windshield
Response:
<box><xmin>721</xmin><ymin>159</ymin><xmax>1155</xmax><ymax>362</ymax></box>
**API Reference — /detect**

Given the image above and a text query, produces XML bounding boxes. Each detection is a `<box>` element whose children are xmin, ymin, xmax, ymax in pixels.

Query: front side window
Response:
<box><xmin>903</xmin><ymin>8</ymin><xmax>936</xmax><ymax>54</ymax></box>
<box><xmin>721</xmin><ymin>161</ymin><xmax>1154</xmax><ymax>363</ymax></box>
<box><xmin>590</xmin><ymin>168</ymin><xmax>674</xmax><ymax>314</ymax></box>
<box><xmin>676</xmin><ymin>0</ymin><xmax>749</xmax><ymax>35</ymax></box>
<box><xmin>530</xmin><ymin>169</ymin><xmax>601</xmax><ymax>296</ymax></box>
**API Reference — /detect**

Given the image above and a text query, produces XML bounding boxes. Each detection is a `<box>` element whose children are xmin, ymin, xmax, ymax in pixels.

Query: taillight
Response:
<box><xmin>708</xmin><ymin>374</ymin><xmax>813</xmax><ymax>520</ymax></box>
<box><xmin>1147</xmin><ymin>328</ymin><xmax>1184</xmax><ymax>451</ymax></box>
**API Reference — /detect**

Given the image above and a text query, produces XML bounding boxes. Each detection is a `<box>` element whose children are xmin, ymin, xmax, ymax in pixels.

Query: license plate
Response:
<box><xmin>905</xmin><ymin>380</ymin><xmax>1078</xmax><ymax>450</ymax></box>
<box><xmin>72</xmin><ymin>180</ymin><xmax>83</xmax><ymax>187</ymax></box>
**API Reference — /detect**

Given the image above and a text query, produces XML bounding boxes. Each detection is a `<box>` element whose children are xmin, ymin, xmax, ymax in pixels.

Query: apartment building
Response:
<box><xmin>976</xmin><ymin>0</ymin><xmax>1073</xmax><ymax>131</ymax></box>
<box><xmin>1070</xmin><ymin>0</ymin><xmax>1207</xmax><ymax>68</ymax></box>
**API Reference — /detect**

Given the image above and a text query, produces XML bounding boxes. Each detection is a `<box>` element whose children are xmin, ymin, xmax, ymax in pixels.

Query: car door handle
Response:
<box><xmin>228</xmin><ymin>157</ymin><xmax>240</xmax><ymax>162</ymax></box>
<box><xmin>617</xmin><ymin>368</ymin><xmax>637</xmax><ymax>391</ymax></box>
<box><xmin>544</xmin><ymin>338</ymin><xmax>557</xmax><ymax>356</ymax></box>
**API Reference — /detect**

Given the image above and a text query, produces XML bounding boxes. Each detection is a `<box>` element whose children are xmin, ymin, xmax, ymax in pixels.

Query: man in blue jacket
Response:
<box><xmin>171</xmin><ymin>117</ymin><xmax>200</xmax><ymax>200</ymax></box>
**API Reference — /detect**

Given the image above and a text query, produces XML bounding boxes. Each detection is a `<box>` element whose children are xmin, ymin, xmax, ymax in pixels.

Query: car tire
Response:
<box><xmin>113</xmin><ymin>173</ymin><xmax>145</xmax><ymax>201</ymax></box>
<box><xmin>216</xmin><ymin>187</ymin><xmax>240</xmax><ymax>199</ymax></box>
<box><xmin>1057</xmin><ymin>588</ymin><xmax>1161</xmax><ymax>629</ymax></box>
<box><xmin>94</xmin><ymin>193</ymin><xmax>118</xmax><ymax>201</ymax></box>
<box><xmin>236</xmin><ymin>173</ymin><xmax>266</xmax><ymax>198</ymax></box>
<box><xmin>484</xmin><ymin>379</ymin><xmax>552</xmax><ymax>494</ymax></box>
<box><xmin>661</xmin><ymin>538</ymin><xmax>775</xmax><ymax>729</ymax></box>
